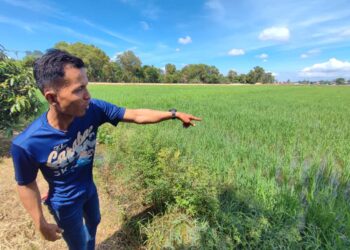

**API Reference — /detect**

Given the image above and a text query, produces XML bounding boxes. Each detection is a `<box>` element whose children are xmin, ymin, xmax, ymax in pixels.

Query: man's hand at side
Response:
<box><xmin>17</xmin><ymin>180</ymin><xmax>62</xmax><ymax>242</ymax></box>
<box><xmin>38</xmin><ymin>221</ymin><xmax>63</xmax><ymax>241</ymax></box>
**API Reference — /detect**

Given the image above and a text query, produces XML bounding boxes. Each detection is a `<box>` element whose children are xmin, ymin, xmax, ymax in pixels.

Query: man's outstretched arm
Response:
<box><xmin>17</xmin><ymin>180</ymin><xmax>62</xmax><ymax>241</ymax></box>
<box><xmin>122</xmin><ymin>109</ymin><xmax>202</xmax><ymax>127</ymax></box>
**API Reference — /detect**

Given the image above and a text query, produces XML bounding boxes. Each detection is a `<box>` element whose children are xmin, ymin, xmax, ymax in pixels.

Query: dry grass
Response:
<box><xmin>0</xmin><ymin>157</ymin><xmax>66</xmax><ymax>250</ymax></box>
<box><xmin>0</xmin><ymin>146</ymin><xmax>148</xmax><ymax>249</ymax></box>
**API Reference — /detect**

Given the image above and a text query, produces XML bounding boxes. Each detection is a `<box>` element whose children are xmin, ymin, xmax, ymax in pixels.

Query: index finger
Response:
<box><xmin>190</xmin><ymin>116</ymin><xmax>202</xmax><ymax>121</ymax></box>
<box><xmin>55</xmin><ymin>226</ymin><xmax>64</xmax><ymax>234</ymax></box>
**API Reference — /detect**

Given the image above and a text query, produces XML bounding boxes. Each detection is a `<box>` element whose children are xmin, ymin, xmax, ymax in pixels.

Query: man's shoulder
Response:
<box><xmin>88</xmin><ymin>98</ymin><xmax>120</xmax><ymax>114</ymax></box>
<box><xmin>12</xmin><ymin>113</ymin><xmax>46</xmax><ymax>147</ymax></box>
<box><xmin>90</xmin><ymin>98</ymin><xmax>124</xmax><ymax>110</ymax></box>
<box><xmin>90</xmin><ymin>98</ymin><xmax>112</xmax><ymax>107</ymax></box>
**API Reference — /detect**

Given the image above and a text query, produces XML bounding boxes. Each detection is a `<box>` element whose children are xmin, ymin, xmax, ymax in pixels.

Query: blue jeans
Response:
<box><xmin>47</xmin><ymin>190</ymin><xmax>101</xmax><ymax>250</ymax></box>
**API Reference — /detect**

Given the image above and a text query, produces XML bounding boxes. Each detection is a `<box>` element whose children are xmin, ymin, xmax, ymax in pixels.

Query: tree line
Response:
<box><xmin>3</xmin><ymin>42</ymin><xmax>350</xmax><ymax>85</ymax></box>
<box><xmin>0</xmin><ymin>42</ymin><xmax>275</xmax><ymax>134</ymax></box>
<box><xmin>18</xmin><ymin>41</ymin><xmax>276</xmax><ymax>84</ymax></box>
<box><xmin>296</xmin><ymin>79</ymin><xmax>350</xmax><ymax>85</ymax></box>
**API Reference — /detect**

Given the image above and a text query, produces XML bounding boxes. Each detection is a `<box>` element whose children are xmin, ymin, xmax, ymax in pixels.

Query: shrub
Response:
<box><xmin>0</xmin><ymin>60</ymin><xmax>41</xmax><ymax>134</ymax></box>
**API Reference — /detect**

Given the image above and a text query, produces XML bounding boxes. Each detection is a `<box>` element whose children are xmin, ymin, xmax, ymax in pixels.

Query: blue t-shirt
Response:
<box><xmin>11</xmin><ymin>99</ymin><xmax>125</xmax><ymax>207</ymax></box>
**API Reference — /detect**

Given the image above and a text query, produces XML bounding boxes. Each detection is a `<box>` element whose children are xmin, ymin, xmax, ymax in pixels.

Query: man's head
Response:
<box><xmin>34</xmin><ymin>49</ymin><xmax>85</xmax><ymax>93</ymax></box>
<box><xmin>34</xmin><ymin>49</ymin><xmax>91</xmax><ymax>117</ymax></box>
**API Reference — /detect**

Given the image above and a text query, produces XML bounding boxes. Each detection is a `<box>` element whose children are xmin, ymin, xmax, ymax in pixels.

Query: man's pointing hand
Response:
<box><xmin>176</xmin><ymin>112</ymin><xmax>202</xmax><ymax>128</ymax></box>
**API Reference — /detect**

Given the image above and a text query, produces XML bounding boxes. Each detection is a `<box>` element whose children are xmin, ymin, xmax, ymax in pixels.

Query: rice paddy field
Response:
<box><xmin>90</xmin><ymin>84</ymin><xmax>350</xmax><ymax>249</ymax></box>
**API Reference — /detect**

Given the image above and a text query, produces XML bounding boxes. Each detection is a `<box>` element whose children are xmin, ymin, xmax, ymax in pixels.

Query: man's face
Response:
<box><xmin>54</xmin><ymin>65</ymin><xmax>91</xmax><ymax>117</ymax></box>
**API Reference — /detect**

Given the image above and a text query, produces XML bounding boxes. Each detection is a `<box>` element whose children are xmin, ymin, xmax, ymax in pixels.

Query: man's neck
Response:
<box><xmin>47</xmin><ymin>107</ymin><xmax>75</xmax><ymax>132</ymax></box>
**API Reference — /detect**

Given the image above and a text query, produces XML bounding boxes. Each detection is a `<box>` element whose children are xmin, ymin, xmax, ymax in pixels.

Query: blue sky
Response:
<box><xmin>1</xmin><ymin>0</ymin><xmax>350</xmax><ymax>81</ymax></box>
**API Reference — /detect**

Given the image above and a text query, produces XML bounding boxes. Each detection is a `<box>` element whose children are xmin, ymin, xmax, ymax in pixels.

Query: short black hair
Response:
<box><xmin>33</xmin><ymin>49</ymin><xmax>85</xmax><ymax>93</ymax></box>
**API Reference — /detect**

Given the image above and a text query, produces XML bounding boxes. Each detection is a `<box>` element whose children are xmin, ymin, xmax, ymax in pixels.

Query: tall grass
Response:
<box><xmin>91</xmin><ymin>85</ymin><xmax>350</xmax><ymax>248</ymax></box>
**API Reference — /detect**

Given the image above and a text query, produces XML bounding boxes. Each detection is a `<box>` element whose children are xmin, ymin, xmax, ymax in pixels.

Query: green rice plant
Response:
<box><xmin>90</xmin><ymin>85</ymin><xmax>350</xmax><ymax>248</ymax></box>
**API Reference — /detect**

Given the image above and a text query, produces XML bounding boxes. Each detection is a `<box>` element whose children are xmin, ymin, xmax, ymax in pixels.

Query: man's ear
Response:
<box><xmin>44</xmin><ymin>89</ymin><xmax>58</xmax><ymax>106</ymax></box>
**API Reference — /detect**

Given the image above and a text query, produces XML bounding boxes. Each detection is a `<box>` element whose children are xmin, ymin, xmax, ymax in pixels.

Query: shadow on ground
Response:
<box><xmin>97</xmin><ymin>205</ymin><xmax>165</xmax><ymax>250</ymax></box>
<box><xmin>95</xmin><ymin>185</ymin><xmax>253</xmax><ymax>249</ymax></box>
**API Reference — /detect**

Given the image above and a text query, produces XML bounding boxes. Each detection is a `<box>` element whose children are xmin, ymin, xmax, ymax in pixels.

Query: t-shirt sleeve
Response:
<box><xmin>11</xmin><ymin>143</ymin><xmax>39</xmax><ymax>185</ymax></box>
<box><xmin>92</xmin><ymin>99</ymin><xmax>126</xmax><ymax>126</ymax></box>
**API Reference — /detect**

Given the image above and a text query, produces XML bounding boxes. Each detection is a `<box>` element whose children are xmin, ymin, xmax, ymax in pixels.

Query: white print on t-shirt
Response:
<box><xmin>46</xmin><ymin>125</ymin><xmax>96</xmax><ymax>176</ymax></box>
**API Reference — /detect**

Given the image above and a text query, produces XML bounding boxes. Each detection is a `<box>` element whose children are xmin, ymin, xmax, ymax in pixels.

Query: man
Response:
<box><xmin>11</xmin><ymin>49</ymin><xmax>201</xmax><ymax>250</ymax></box>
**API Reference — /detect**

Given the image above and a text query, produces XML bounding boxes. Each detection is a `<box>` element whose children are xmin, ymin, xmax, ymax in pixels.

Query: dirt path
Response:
<box><xmin>0</xmin><ymin>157</ymin><xmax>65</xmax><ymax>249</ymax></box>
<box><xmin>0</xmin><ymin>155</ymin><xmax>145</xmax><ymax>250</ymax></box>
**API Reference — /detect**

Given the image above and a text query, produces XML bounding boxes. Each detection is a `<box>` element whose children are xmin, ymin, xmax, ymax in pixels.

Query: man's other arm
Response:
<box><xmin>122</xmin><ymin>109</ymin><xmax>201</xmax><ymax>127</ymax></box>
<box><xmin>17</xmin><ymin>180</ymin><xmax>62</xmax><ymax>241</ymax></box>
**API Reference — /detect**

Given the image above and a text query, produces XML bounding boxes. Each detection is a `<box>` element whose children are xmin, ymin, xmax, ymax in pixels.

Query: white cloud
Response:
<box><xmin>205</xmin><ymin>0</ymin><xmax>224</xmax><ymax>13</ymax></box>
<box><xmin>300</xmin><ymin>48</ymin><xmax>320</xmax><ymax>59</ymax></box>
<box><xmin>120</xmin><ymin>0</ymin><xmax>135</xmax><ymax>3</ymax></box>
<box><xmin>312</xmin><ymin>26</ymin><xmax>350</xmax><ymax>38</ymax></box>
<box><xmin>228</xmin><ymin>48</ymin><xmax>245</xmax><ymax>56</ymax></box>
<box><xmin>127</xmin><ymin>46</ymin><xmax>138</xmax><ymax>51</ymax></box>
<box><xmin>0</xmin><ymin>15</ymin><xmax>35</xmax><ymax>32</ymax></box>
<box><xmin>267</xmin><ymin>71</ymin><xmax>278</xmax><ymax>77</ymax></box>
<box><xmin>297</xmin><ymin>13</ymin><xmax>349</xmax><ymax>28</ymax></box>
<box><xmin>306</xmin><ymin>26</ymin><xmax>350</xmax><ymax>47</ymax></box>
<box><xmin>42</xmin><ymin>22</ymin><xmax>119</xmax><ymax>49</ymax></box>
<box><xmin>257</xmin><ymin>53</ymin><xmax>268</xmax><ymax>59</ymax></box>
<box><xmin>175</xmin><ymin>48</ymin><xmax>180</xmax><ymax>52</ymax></box>
<box><xmin>300</xmin><ymin>58</ymin><xmax>350</xmax><ymax>77</ymax></box>
<box><xmin>178</xmin><ymin>36</ymin><xmax>192</xmax><ymax>45</ymax></box>
<box><xmin>3</xmin><ymin>0</ymin><xmax>141</xmax><ymax>45</ymax></box>
<box><xmin>204</xmin><ymin>0</ymin><xmax>235</xmax><ymax>28</ymax></box>
<box><xmin>119</xmin><ymin>1</ymin><xmax>161</xmax><ymax>19</ymax></box>
<box><xmin>259</xmin><ymin>27</ymin><xmax>290</xmax><ymax>41</ymax></box>
<box><xmin>2</xmin><ymin>0</ymin><xmax>60</xmax><ymax>15</ymax></box>
<box><xmin>142</xmin><ymin>4</ymin><xmax>161</xmax><ymax>20</ymax></box>
<box><xmin>111</xmin><ymin>51</ymin><xmax>124</xmax><ymax>61</ymax></box>
<box><xmin>82</xmin><ymin>20</ymin><xmax>140</xmax><ymax>45</ymax></box>
<box><xmin>340</xmin><ymin>28</ymin><xmax>350</xmax><ymax>37</ymax></box>
<box><xmin>0</xmin><ymin>16</ymin><xmax>121</xmax><ymax>49</ymax></box>
<box><xmin>156</xmin><ymin>42</ymin><xmax>167</xmax><ymax>48</ymax></box>
<box><xmin>140</xmin><ymin>21</ymin><xmax>149</xmax><ymax>30</ymax></box>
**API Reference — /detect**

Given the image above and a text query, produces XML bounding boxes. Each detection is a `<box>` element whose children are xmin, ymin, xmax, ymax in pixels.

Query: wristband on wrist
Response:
<box><xmin>168</xmin><ymin>108</ymin><xmax>177</xmax><ymax>119</ymax></box>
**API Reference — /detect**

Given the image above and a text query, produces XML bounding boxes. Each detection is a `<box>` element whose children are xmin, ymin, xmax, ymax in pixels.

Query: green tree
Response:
<box><xmin>247</xmin><ymin>66</ymin><xmax>265</xmax><ymax>84</ymax></box>
<box><xmin>54</xmin><ymin>42</ymin><xmax>110</xmax><ymax>82</ymax></box>
<box><xmin>236</xmin><ymin>74</ymin><xmax>247</xmax><ymax>83</ymax></box>
<box><xmin>227</xmin><ymin>70</ymin><xmax>238</xmax><ymax>83</ymax></box>
<box><xmin>205</xmin><ymin>66</ymin><xmax>221</xmax><ymax>83</ymax></box>
<box><xmin>165</xmin><ymin>64</ymin><xmax>176</xmax><ymax>75</ymax></box>
<box><xmin>181</xmin><ymin>64</ymin><xmax>220</xmax><ymax>83</ymax></box>
<box><xmin>0</xmin><ymin>60</ymin><xmax>41</xmax><ymax>134</ymax></box>
<box><xmin>319</xmin><ymin>80</ymin><xmax>331</xmax><ymax>85</ymax></box>
<box><xmin>263</xmin><ymin>72</ymin><xmax>275</xmax><ymax>83</ymax></box>
<box><xmin>246</xmin><ymin>66</ymin><xmax>275</xmax><ymax>84</ymax></box>
<box><xmin>164</xmin><ymin>64</ymin><xmax>180</xmax><ymax>83</ymax></box>
<box><xmin>102</xmin><ymin>62</ymin><xmax>123</xmax><ymax>82</ymax></box>
<box><xmin>22</xmin><ymin>50</ymin><xmax>43</xmax><ymax>68</ymax></box>
<box><xmin>335</xmin><ymin>78</ymin><xmax>346</xmax><ymax>85</ymax></box>
<box><xmin>117</xmin><ymin>50</ymin><xmax>142</xmax><ymax>82</ymax></box>
<box><xmin>164</xmin><ymin>71</ymin><xmax>181</xmax><ymax>83</ymax></box>
<box><xmin>0</xmin><ymin>44</ymin><xmax>7</xmax><ymax>61</ymax></box>
<box><xmin>142</xmin><ymin>65</ymin><xmax>161</xmax><ymax>83</ymax></box>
